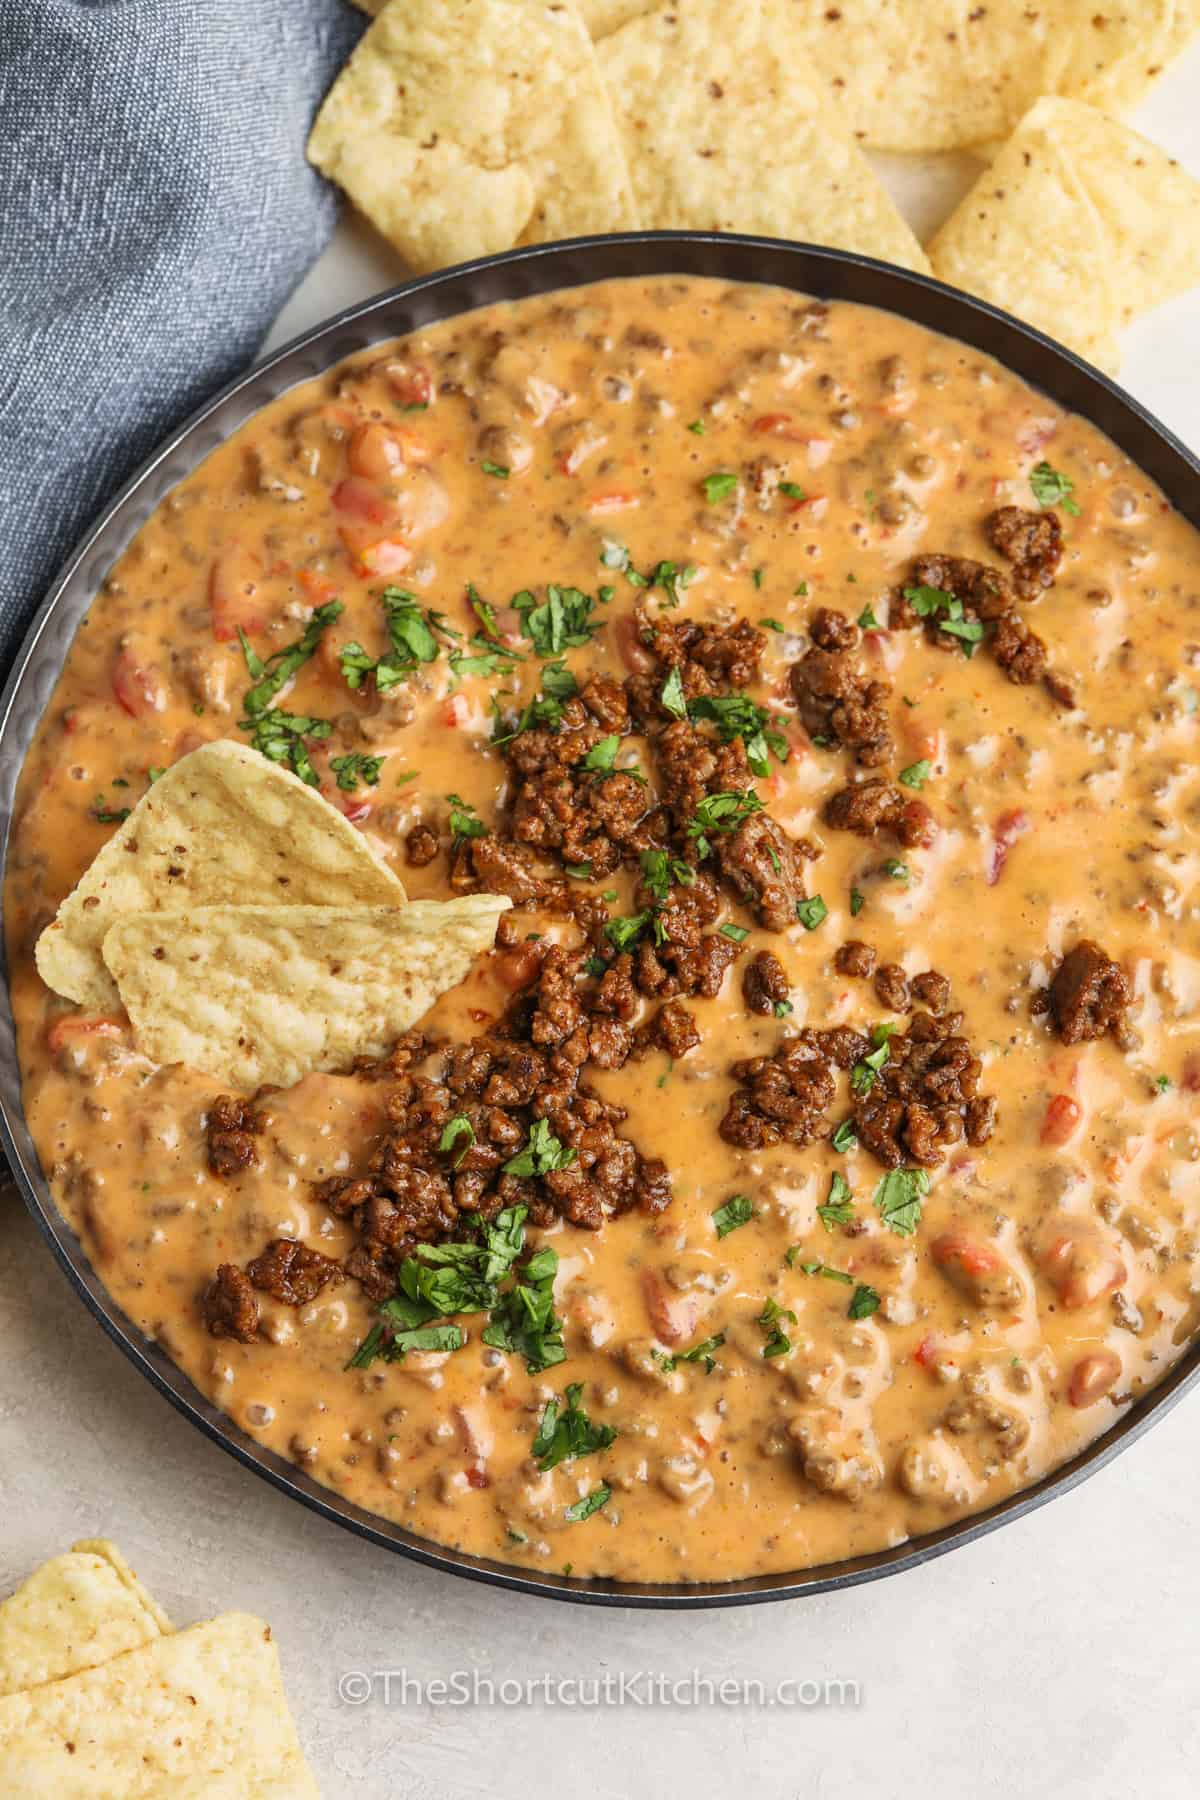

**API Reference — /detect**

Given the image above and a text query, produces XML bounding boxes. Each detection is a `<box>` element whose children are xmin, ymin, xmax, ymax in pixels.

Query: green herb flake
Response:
<box><xmin>757</xmin><ymin>1297</ymin><xmax>797</xmax><ymax>1359</ymax></box>
<box><xmin>330</xmin><ymin>752</ymin><xmax>384</xmax><ymax>792</ymax></box>
<box><xmin>1029</xmin><ymin>460</ymin><xmax>1081</xmax><ymax>516</ymax></box>
<box><xmin>898</xmin><ymin>758</ymin><xmax>932</xmax><ymax>790</ymax></box>
<box><xmin>779</xmin><ymin>481</ymin><xmax>806</xmax><ymax>501</ymax></box>
<box><xmin>848</xmin><ymin>1283</ymin><xmax>881</xmax><ymax>1320</ymax></box>
<box><xmin>817</xmin><ymin>1171</ymin><xmax>854</xmax><ymax>1232</ymax></box>
<box><xmin>719</xmin><ymin>922</ymin><xmax>749</xmax><ymax>943</ymax></box>
<box><xmin>849</xmin><ymin>887</ymin><xmax>866</xmax><ymax>917</ymax></box>
<box><xmin>712</xmin><ymin>1195</ymin><xmax>754</xmax><ymax>1239</ymax></box>
<box><xmin>481</xmin><ymin>459</ymin><xmax>510</xmax><ymax>479</ymax></box>
<box><xmin>514</xmin><ymin>584</ymin><xmax>598</xmax><ymax>657</ymax></box>
<box><xmin>565</xmin><ymin>1484</ymin><xmax>612</xmax><ymax>1524</ymax></box>
<box><xmin>831</xmin><ymin>1118</ymin><xmax>858</xmax><ymax>1153</ymax></box>
<box><xmin>239</xmin><ymin>601</ymin><xmax>342</xmax><ymax>718</ymax></box>
<box><xmin>873</xmin><ymin>1166</ymin><xmax>931</xmax><ymax>1237</ymax></box>
<box><xmin>759</xmin><ymin>617</ymin><xmax>784</xmax><ymax>631</ymax></box>
<box><xmin>883</xmin><ymin>858</ymin><xmax>909</xmax><ymax>883</ymax></box>
<box><xmin>796</xmin><ymin>894</ymin><xmax>828</xmax><ymax>931</ymax></box>
<box><xmin>1156</xmin><ymin>1074</ymin><xmax>1172</xmax><ymax>1093</ymax></box>
<box><xmin>857</xmin><ymin>604</ymin><xmax>879</xmax><ymax>630</ymax></box>
<box><xmin>239</xmin><ymin>709</ymin><xmax>331</xmax><ymax>788</ymax></box>
<box><xmin>702</xmin><ymin>470</ymin><xmax>739</xmax><ymax>504</ymax></box>
<box><xmin>687</xmin><ymin>788</ymin><xmax>764</xmax><ymax>858</ymax></box>
<box><xmin>447</xmin><ymin>793</ymin><xmax>486</xmax><ymax>849</ymax></box>
<box><xmin>687</xmin><ymin>419</ymin><xmax>706</xmax><ymax>435</ymax></box>
<box><xmin>660</xmin><ymin>665</ymin><xmax>687</xmax><ymax>720</ymax></box>
<box><xmin>533</xmin><ymin>1382</ymin><xmax>617</xmax><ymax>1471</ymax></box>
<box><xmin>503</xmin><ymin>1117</ymin><xmax>577</xmax><ymax>1179</ymax></box>
<box><xmin>437</xmin><ymin>1114</ymin><xmax>476</xmax><ymax>1167</ymax></box>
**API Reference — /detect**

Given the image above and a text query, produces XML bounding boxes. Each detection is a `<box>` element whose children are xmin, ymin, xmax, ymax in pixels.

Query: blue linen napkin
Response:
<box><xmin>0</xmin><ymin>0</ymin><xmax>362</xmax><ymax>675</ymax></box>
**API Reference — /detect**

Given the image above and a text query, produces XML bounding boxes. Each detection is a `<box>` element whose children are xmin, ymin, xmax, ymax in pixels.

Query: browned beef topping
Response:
<box><xmin>634</xmin><ymin>608</ymin><xmax>766</xmax><ymax>708</ymax></box>
<box><xmin>743</xmin><ymin>949</ymin><xmax>790</xmax><ymax>1016</ymax></box>
<box><xmin>893</xmin><ymin>553</ymin><xmax>1016</xmax><ymax>628</ymax></box>
<box><xmin>824</xmin><ymin>778</ymin><xmax>938</xmax><ymax>848</ymax></box>
<box><xmin>505</xmin><ymin>694</ymin><xmax>655</xmax><ymax>880</ymax></box>
<box><xmin>834</xmin><ymin>939</ymin><xmax>876</xmax><ymax>979</ymax></box>
<box><xmin>246</xmin><ymin>1238</ymin><xmax>343</xmax><ymax>1306</ymax></box>
<box><xmin>911</xmin><ymin>969</ymin><xmax>952</xmax><ymax>1014</ymax></box>
<box><xmin>633</xmin><ymin>1000</ymin><xmax>701</xmax><ymax>1059</ymax></box>
<box><xmin>986</xmin><ymin>505</ymin><xmax>1063</xmax><ymax>599</ymax></box>
<box><xmin>1046</xmin><ymin>940</ymin><xmax>1132</xmax><ymax>1045</ymax></box>
<box><xmin>405</xmin><ymin>824</ymin><xmax>440</xmax><ymax>867</ymax></box>
<box><xmin>206</xmin><ymin>1096</ymin><xmax>261</xmax><ymax>1178</ymax></box>
<box><xmin>720</xmin><ymin>1030</ymin><xmax>863</xmax><ymax>1149</ymax></box>
<box><xmin>788</xmin><ymin>608</ymin><xmax>894</xmax><ymax>767</ymax></box>
<box><xmin>203</xmin><ymin>1264</ymin><xmax>259</xmax><ymax>1342</ymax></box>
<box><xmin>873</xmin><ymin>962</ymin><xmax>911</xmax><ymax>1012</ymax></box>
<box><xmin>853</xmin><ymin>1009</ymin><xmax>994</xmax><ymax>1171</ymax></box>
<box><xmin>991</xmin><ymin>611</ymin><xmax>1049</xmax><ymax>685</ymax></box>
<box><xmin>309</xmin><ymin>945</ymin><xmax>674</xmax><ymax>1297</ymax></box>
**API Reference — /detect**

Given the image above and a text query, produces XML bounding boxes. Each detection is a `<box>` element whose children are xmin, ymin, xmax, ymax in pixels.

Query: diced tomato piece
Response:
<box><xmin>387</xmin><ymin>365</ymin><xmax>434</xmax><ymax>411</ymax></box>
<box><xmin>1067</xmin><ymin>1349</ymin><xmax>1121</xmax><ymax>1408</ymax></box>
<box><xmin>613</xmin><ymin>613</ymin><xmax>656</xmax><ymax>674</ymax></box>
<box><xmin>348</xmin><ymin>423</ymin><xmax>408</xmax><ymax>483</ymax></box>
<box><xmin>931</xmin><ymin>1232</ymin><xmax>1019</xmax><ymax>1309</ymax></box>
<box><xmin>913</xmin><ymin>1333</ymin><xmax>942</xmax><ymax>1369</ymax></box>
<box><xmin>898</xmin><ymin>797</ymin><xmax>938</xmax><ymax>848</ymax></box>
<box><xmin>208</xmin><ymin>548</ymin><xmax>267</xmax><ymax>642</ymax></box>
<box><xmin>641</xmin><ymin>1269</ymin><xmax>702</xmax><ymax>1345</ymax></box>
<box><xmin>465</xmin><ymin>1466</ymin><xmax>490</xmax><ymax>1489</ymax></box>
<box><xmin>298</xmin><ymin>568</ymin><xmax>339</xmax><ymax>604</ymax></box>
<box><xmin>1038</xmin><ymin>1226</ymin><xmax>1127</xmax><ymax>1310</ymax></box>
<box><xmin>111</xmin><ymin>647</ymin><xmax>168</xmax><ymax>717</ymax></box>
<box><xmin>987</xmin><ymin>808</ymin><xmax>1030</xmax><ymax>884</ymax></box>
<box><xmin>337</xmin><ymin>796</ymin><xmax>371</xmax><ymax>826</ymax></box>
<box><xmin>331</xmin><ymin>476</ymin><xmax>393</xmax><ymax>525</ymax></box>
<box><xmin>586</xmin><ymin>489</ymin><xmax>639</xmax><ymax>515</ymax></box>
<box><xmin>1040</xmin><ymin>1093</ymin><xmax>1082</xmax><ymax>1146</ymax></box>
<box><xmin>338</xmin><ymin>528</ymin><xmax>411</xmax><ymax>577</ymax></box>
<box><xmin>443</xmin><ymin>693</ymin><xmax>470</xmax><ymax>727</ymax></box>
<box><xmin>47</xmin><ymin>1015</ymin><xmax>125</xmax><ymax>1051</ymax></box>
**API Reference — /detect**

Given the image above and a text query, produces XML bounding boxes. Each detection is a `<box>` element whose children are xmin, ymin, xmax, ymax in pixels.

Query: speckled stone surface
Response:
<box><xmin>4</xmin><ymin>43</ymin><xmax>1200</xmax><ymax>1799</ymax></box>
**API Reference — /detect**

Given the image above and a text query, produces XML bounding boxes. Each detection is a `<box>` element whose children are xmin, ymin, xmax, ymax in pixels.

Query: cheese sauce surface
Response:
<box><xmin>7</xmin><ymin>276</ymin><xmax>1200</xmax><ymax>1584</ymax></box>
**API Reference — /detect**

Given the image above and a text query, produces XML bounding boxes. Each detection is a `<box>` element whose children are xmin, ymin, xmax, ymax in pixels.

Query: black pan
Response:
<box><xmin>2</xmin><ymin>232</ymin><xmax>1197</xmax><ymax>1608</ymax></box>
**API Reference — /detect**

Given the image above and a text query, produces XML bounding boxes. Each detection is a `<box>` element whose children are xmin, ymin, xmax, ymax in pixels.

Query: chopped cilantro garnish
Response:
<box><xmin>857</xmin><ymin>604</ymin><xmax>879</xmax><ymax>629</ymax></box>
<box><xmin>146</xmin><ymin>766</ymin><xmax>165</xmax><ymax>785</ymax></box>
<box><xmin>901</xmin><ymin>584</ymin><xmax>984</xmax><ymax>658</ymax></box>
<box><xmin>719</xmin><ymin>922</ymin><xmax>749</xmax><ymax>943</ymax></box>
<box><xmin>514</xmin><ymin>585</ymin><xmax>597</xmax><ymax>657</ymax></box>
<box><xmin>687</xmin><ymin>419</ymin><xmax>706</xmax><ymax>435</ymax></box>
<box><xmin>702</xmin><ymin>470</ymin><xmax>738</xmax><ymax>504</ymax></box>
<box><xmin>660</xmin><ymin>665</ymin><xmax>687</xmax><ymax>719</ymax></box>
<box><xmin>240</xmin><ymin>709</ymin><xmax>331</xmax><ymax>787</ymax></box>
<box><xmin>238</xmin><ymin>601</ymin><xmax>342</xmax><ymax>717</ymax></box>
<box><xmin>604</xmin><ymin>910</ymin><xmax>657</xmax><ymax>953</ymax></box>
<box><xmin>481</xmin><ymin>459</ymin><xmax>509</xmax><ymax>478</ymax></box>
<box><xmin>1156</xmin><ymin>1073</ymin><xmax>1172</xmax><ymax>1093</ymax></box>
<box><xmin>759</xmin><ymin>617</ymin><xmax>784</xmax><ymax>631</ymax></box>
<box><xmin>437</xmin><ymin>1114</ymin><xmax>476</xmax><ymax>1167</ymax></box>
<box><xmin>898</xmin><ymin>759</ymin><xmax>931</xmax><ymax>790</ymax></box>
<box><xmin>794</xmin><ymin>1260</ymin><xmax>854</xmax><ymax>1285</ymax></box>
<box><xmin>779</xmin><ymin>481</ymin><xmax>806</xmax><ymax>500</ymax></box>
<box><xmin>796</xmin><ymin>894</ymin><xmax>828</xmax><ymax>931</ymax></box>
<box><xmin>818</xmin><ymin>1171</ymin><xmax>854</xmax><ymax>1232</ymax></box>
<box><xmin>330</xmin><ymin>752</ymin><xmax>384</xmax><ymax>791</ymax></box>
<box><xmin>848</xmin><ymin>1283</ymin><xmax>881</xmax><ymax>1320</ymax></box>
<box><xmin>850</xmin><ymin>1023</ymin><xmax>894</xmax><ymax>1096</ymax></box>
<box><xmin>639</xmin><ymin>847</ymin><xmax>694</xmax><ymax>906</ymax></box>
<box><xmin>883</xmin><ymin>858</ymin><xmax>909</xmax><ymax>883</ymax></box>
<box><xmin>447</xmin><ymin>793</ymin><xmax>486</xmax><ymax>849</ymax></box>
<box><xmin>831</xmin><ymin>1118</ymin><xmax>857</xmax><ymax>1153</ymax></box>
<box><xmin>483</xmin><ymin>1243</ymin><xmax>566</xmax><ymax>1375</ymax></box>
<box><xmin>794</xmin><ymin>581</ymin><xmax>809</xmax><ymax>596</ymax></box>
<box><xmin>503</xmin><ymin>1117</ymin><xmax>577</xmax><ymax>1178</ymax></box>
<box><xmin>345</xmin><ymin>1321</ymin><xmax>465</xmax><ymax>1369</ymax></box>
<box><xmin>687</xmin><ymin>788</ymin><xmax>764</xmax><ymax>858</ymax></box>
<box><xmin>565</xmin><ymin>1484</ymin><xmax>612</xmax><ymax>1523</ymax></box>
<box><xmin>533</xmin><ymin>1382</ymin><xmax>617</xmax><ymax>1470</ymax></box>
<box><xmin>712</xmin><ymin>1195</ymin><xmax>754</xmax><ymax>1238</ymax></box>
<box><xmin>564</xmin><ymin>861</ymin><xmax>592</xmax><ymax>880</ymax></box>
<box><xmin>688</xmin><ymin>694</ymin><xmax>789</xmax><ymax>779</ymax></box>
<box><xmin>873</xmin><ymin>1166</ymin><xmax>930</xmax><ymax>1236</ymax></box>
<box><xmin>1029</xmin><ymin>460</ymin><xmax>1080</xmax><ymax>516</ymax></box>
<box><xmin>757</xmin><ymin>1297</ymin><xmax>796</xmax><ymax>1359</ymax></box>
<box><xmin>849</xmin><ymin>887</ymin><xmax>866</xmax><ymax>917</ymax></box>
<box><xmin>582</xmin><ymin>734</ymin><xmax>621</xmax><ymax>773</ymax></box>
<box><xmin>91</xmin><ymin>797</ymin><xmax>131</xmax><ymax>825</ymax></box>
<box><xmin>646</xmin><ymin>560</ymin><xmax>698</xmax><ymax>608</ymax></box>
<box><xmin>752</xmin><ymin>567</ymin><xmax>765</xmax><ymax>589</ymax></box>
<box><xmin>653</xmin><ymin>1332</ymin><xmax>725</xmax><ymax>1375</ymax></box>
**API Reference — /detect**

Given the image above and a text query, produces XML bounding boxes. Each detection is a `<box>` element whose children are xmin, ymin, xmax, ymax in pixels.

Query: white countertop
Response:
<box><xmin>5</xmin><ymin>44</ymin><xmax>1200</xmax><ymax>1800</ymax></box>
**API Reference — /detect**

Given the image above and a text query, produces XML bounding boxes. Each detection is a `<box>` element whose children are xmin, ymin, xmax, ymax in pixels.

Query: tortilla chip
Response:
<box><xmin>102</xmin><ymin>897</ymin><xmax>510</xmax><ymax>1090</ymax></box>
<box><xmin>786</xmin><ymin>1</ymin><xmax>1199</xmax><ymax>152</ymax></box>
<box><xmin>596</xmin><ymin>0</ymin><xmax>929</xmax><ymax>273</ymax></box>
<box><xmin>308</xmin><ymin>0</ymin><xmax>637</xmax><ymax>272</ymax></box>
<box><xmin>0</xmin><ymin>1543</ymin><xmax>169</xmax><ymax>1699</ymax></box>
<box><xmin>35</xmin><ymin>740</ymin><xmax>405</xmax><ymax>1013</ymax></box>
<box><xmin>929</xmin><ymin>98</ymin><xmax>1200</xmax><ymax>373</ymax></box>
<box><xmin>0</xmin><ymin>1613</ymin><xmax>318</xmax><ymax>1798</ymax></box>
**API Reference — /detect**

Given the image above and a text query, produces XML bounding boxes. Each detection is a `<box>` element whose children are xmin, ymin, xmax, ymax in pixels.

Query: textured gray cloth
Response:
<box><xmin>0</xmin><ymin>0</ymin><xmax>362</xmax><ymax>675</ymax></box>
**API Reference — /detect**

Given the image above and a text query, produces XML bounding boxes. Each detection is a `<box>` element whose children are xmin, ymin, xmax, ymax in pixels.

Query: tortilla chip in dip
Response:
<box><xmin>929</xmin><ymin>97</ymin><xmax>1200</xmax><ymax>373</ymax></box>
<box><xmin>35</xmin><ymin>739</ymin><xmax>405</xmax><ymax>1013</ymax></box>
<box><xmin>0</xmin><ymin>1612</ymin><xmax>318</xmax><ymax>1798</ymax></box>
<box><xmin>597</xmin><ymin>0</ymin><xmax>930</xmax><ymax>272</ymax></box>
<box><xmin>0</xmin><ymin>1541</ymin><xmax>168</xmax><ymax>1699</ymax></box>
<box><xmin>308</xmin><ymin>0</ymin><xmax>636</xmax><ymax>272</ymax></box>
<box><xmin>102</xmin><ymin>896</ymin><xmax>510</xmax><ymax>1090</ymax></box>
<box><xmin>786</xmin><ymin>0</ymin><xmax>1199</xmax><ymax>152</ymax></box>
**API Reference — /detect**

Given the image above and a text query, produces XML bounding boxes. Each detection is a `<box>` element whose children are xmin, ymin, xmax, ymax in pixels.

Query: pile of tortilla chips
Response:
<box><xmin>321</xmin><ymin>0</ymin><xmax>1200</xmax><ymax>371</ymax></box>
<box><xmin>0</xmin><ymin>1542</ymin><xmax>319</xmax><ymax>1796</ymax></box>
<box><xmin>36</xmin><ymin>740</ymin><xmax>508</xmax><ymax>1090</ymax></box>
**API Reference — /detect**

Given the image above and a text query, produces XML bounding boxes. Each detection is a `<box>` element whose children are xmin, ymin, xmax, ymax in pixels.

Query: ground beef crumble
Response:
<box><xmin>202</xmin><ymin>1264</ymin><xmax>260</xmax><ymax>1342</ymax></box>
<box><xmin>1043</xmin><ymin>939</ymin><xmax>1132</xmax><ymax>1045</ymax></box>
<box><xmin>206</xmin><ymin>1096</ymin><xmax>262</xmax><ymax>1178</ymax></box>
<box><xmin>788</xmin><ymin>608</ymin><xmax>893</xmax><ymax>767</ymax></box>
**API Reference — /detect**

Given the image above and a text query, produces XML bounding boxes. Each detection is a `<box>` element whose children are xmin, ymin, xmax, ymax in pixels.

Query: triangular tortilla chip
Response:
<box><xmin>929</xmin><ymin>97</ymin><xmax>1200</xmax><ymax>371</ymax></box>
<box><xmin>308</xmin><ymin>0</ymin><xmax>637</xmax><ymax>272</ymax></box>
<box><xmin>596</xmin><ymin>0</ymin><xmax>930</xmax><ymax>273</ymax></box>
<box><xmin>0</xmin><ymin>1613</ymin><xmax>318</xmax><ymax>1798</ymax></box>
<box><xmin>35</xmin><ymin>740</ymin><xmax>405</xmax><ymax>1012</ymax></box>
<box><xmin>102</xmin><ymin>898</ymin><xmax>510</xmax><ymax>1090</ymax></box>
<box><xmin>0</xmin><ymin>1543</ymin><xmax>168</xmax><ymax>1699</ymax></box>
